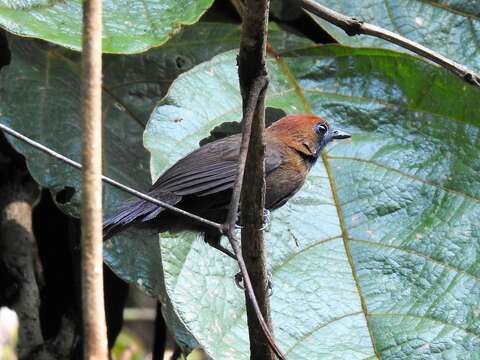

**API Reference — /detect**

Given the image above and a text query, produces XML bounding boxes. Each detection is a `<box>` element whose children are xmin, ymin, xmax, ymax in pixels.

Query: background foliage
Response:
<box><xmin>0</xmin><ymin>0</ymin><xmax>214</xmax><ymax>53</ymax></box>
<box><xmin>0</xmin><ymin>0</ymin><xmax>479</xmax><ymax>359</ymax></box>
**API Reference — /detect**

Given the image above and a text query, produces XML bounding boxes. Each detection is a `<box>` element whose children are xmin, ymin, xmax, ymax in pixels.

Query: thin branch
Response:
<box><xmin>0</xmin><ymin>123</ymin><xmax>223</xmax><ymax>232</ymax></box>
<box><xmin>300</xmin><ymin>0</ymin><xmax>480</xmax><ymax>88</ymax></box>
<box><xmin>224</xmin><ymin>0</ymin><xmax>286</xmax><ymax>359</ymax></box>
<box><xmin>81</xmin><ymin>0</ymin><xmax>108</xmax><ymax>357</ymax></box>
<box><xmin>240</xmin><ymin>90</ymin><xmax>274</xmax><ymax>359</ymax></box>
<box><xmin>224</xmin><ymin>76</ymin><xmax>268</xmax><ymax>232</ymax></box>
<box><xmin>228</xmin><ymin>236</ymin><xmax>285</xmax><ymax>360</ymax></box>
<box><xmin>223</xmin><ymin>77</ymin><xmax>285</xmax><ymax>359</ymax></box>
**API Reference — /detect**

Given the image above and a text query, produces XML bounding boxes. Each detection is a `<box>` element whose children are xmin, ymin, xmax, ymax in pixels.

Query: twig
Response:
<box><xmin>81</xmin><ymin>0</ymin><xmax>108</xmax><ymax>357</ymax></box>
<box><xmin>228</xmin><ymin>237</ymin><xmax>285</xmax><ymax>359</ymax></box>
<box><xmin>224</xmin><ymin>77</ymin><xmax>285</xmax><ymax>359</ymax></box>
<box><xmin>224</xmin><ymin>0</ymin><xmax>285</xmax><ymax>359</ymax></box>
<box><xmin>300</xmin><ymin>0</ymin><xmax>480</xmax><ymax>87</ymax></box>
<box><xmin>224</xmin><ymin>76</ymin><xmax>268</xmax><ymax>232</ymax></box>
<box><xmin>0</xmin><ymin>123</ymin><xmax>223</xmax><ymax>232</ymax></box>
<box><xmin>240</xmin><ymin>84</ymin><xmax>274</xmax><ymax>359</ymax></box>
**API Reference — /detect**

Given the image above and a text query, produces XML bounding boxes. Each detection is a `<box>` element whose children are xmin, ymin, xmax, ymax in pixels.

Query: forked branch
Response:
<box><xmin>224</xmin><ymin>0</ymin><xmax>286</xmax><ymax>359</ymax></box>
<box><xmin>300</xmin><ymin>0</ymin><xmax>480</xmax><ymax>87</ymax></box>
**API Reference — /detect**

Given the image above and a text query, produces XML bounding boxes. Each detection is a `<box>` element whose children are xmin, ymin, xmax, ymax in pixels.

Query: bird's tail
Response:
<box><xmin>103</xmin><ymin>193</ymin><xmax>181</xmax><ymax>240</ymax></box>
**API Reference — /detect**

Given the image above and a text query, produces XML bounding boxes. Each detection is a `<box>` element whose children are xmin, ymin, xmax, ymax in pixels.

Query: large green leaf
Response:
<box><xmin>140</xmin><ymin>46</ymin><xmax>480</xmax><ymax>359</ymax></box>
<box><xmin>305</xmin><ymin>0</ymin><xmax>480</xmax><ymax>73</ymax></box>
<box><xmin>0</xmin><ymin>0</ymin><xmax>214</xmax><ymax>53</ymax></box>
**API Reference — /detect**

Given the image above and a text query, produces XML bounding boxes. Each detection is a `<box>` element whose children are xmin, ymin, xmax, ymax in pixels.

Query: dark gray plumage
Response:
<box><xmin>103</xmin><ymin>114</ymin><xmax>351</xmax><ymax>253</ymax></box>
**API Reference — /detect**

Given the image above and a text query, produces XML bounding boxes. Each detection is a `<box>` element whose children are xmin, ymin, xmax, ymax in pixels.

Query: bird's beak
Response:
<box><xmin>331</xmin><ymin>129</ymin><xmax>351</xmax><ymax>140</ymax></box>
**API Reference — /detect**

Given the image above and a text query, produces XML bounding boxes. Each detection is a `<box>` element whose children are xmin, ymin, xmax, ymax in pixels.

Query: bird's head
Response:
<box><xmin>267</xmin><ymin>114</ymin><xmax>351</xmax><ymax>159</ymax></box>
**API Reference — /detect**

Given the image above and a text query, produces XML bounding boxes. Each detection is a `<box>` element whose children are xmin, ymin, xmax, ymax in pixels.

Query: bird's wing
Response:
<box><xmin>151</xmin><ymin>135</ymin><xmax>241</xmax><ymax>196</ymax></box>
<box><xmin>103</xmin><ymin>134</ymin><xmax>285</xmax><ymax>238</ymax></box>
<box><xmin>150</xmin><ymin>133</ymin><xmax>284</xmax><ymax>197</ymax></box>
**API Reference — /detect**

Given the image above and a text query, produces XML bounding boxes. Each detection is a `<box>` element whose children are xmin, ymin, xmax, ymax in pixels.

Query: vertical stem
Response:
<box><xmin>0</xmin><ymin>181</ymin><xmax>41</xmax><ymax>359</ymax></box>
<box><xmin>81</xmin><ymin>0</ymin><xmax>107</xmax><ymax>358</ymax></box>
<box><xmin>241</xmin><ymin>95</ymin><xmax>273</xmax><ymax>360</ymax></box>
<box><xmin>237</xmin><ymin>0</ymin><xmax>273</xmax><ymax>359</ymax></box>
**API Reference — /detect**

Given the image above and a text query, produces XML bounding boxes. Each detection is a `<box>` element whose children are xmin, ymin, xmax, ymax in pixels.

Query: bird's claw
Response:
<box><xmin>259</xmin><ymin>209</ymin><xmax>271</xmax><ymax>231</ymax></box>
<box><xmin>234</xmin><ymin>270</ymin><xmax>273</xmax><ymax>297</ymax></box>
<box><xmin>235</xmin><ymin>209</ymin><xmax>271</xmax><ymax>231</ymax></box>
<box><xmin>234</xmin><ymin>272</ymin><xmax>244</xmax><ymax>289</ymax></box>
<box><xmin>266</xmin><ymin>269</ymin><xmax>273</xmax><ymax>297</ymax></box>
<box><xmin>235</xmin><ymin>211</ymin><xmax>243</xmax><ymax>230</ymax></box>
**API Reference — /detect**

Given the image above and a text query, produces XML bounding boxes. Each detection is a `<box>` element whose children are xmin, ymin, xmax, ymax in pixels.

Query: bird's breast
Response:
<box><xmin>265</xmin><ymin>148</ymin><xmax>310</xmax><ymax>210</ymax></box>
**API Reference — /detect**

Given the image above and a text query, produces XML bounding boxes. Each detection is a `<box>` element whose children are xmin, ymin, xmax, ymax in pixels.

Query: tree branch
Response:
<box><xmin>224</xmin><ymin>76</ymin><xmax>268</xmax><ymax>232</ymax></box>
<box><xmin>224</xmin><ymin>78</ymin><xmax>285</xmax><ymax>359</ymax></box>
<box><xmin>237</xmin><ymin>0</ymin><xmax>275</xmax><ymax>358</ymax></box>
<box><xmin>300</xmin><ymin>0</ymin><xmax>480</xmax><ymax>88</ymax></box>
<box><xmin>224</xmin><ymin>0</ymin><xmax>285</xmax><ymax>359</ymax></box>
<box><xmin>81</xmin><ymin>0</ymin><xmax>108</xmax><ymax>357</ymax></box>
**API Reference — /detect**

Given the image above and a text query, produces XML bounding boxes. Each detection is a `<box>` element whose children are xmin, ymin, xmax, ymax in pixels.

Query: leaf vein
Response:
<box><xmin>350</xmin><ymin>238</ymin><xmax>480</xmax><ymax>283</ymax></box>
<box><xmin>328</xmin><ymin>156</ymin><xmax>480</xmax><ymax>204</ymax></box>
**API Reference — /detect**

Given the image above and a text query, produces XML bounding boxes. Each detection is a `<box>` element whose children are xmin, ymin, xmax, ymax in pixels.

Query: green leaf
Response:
<box><xmin>0</xmin><ymin>0</ymin><xmax>214</xmax><ymax>53</ymax></box>
<box><xmin>141</xmin><ymin>46</ymin><xmax>480</xmax><ymax>359</ymax></box>
<box><xmin>305</xmin><ymin>0</ymin><xmax>480</xmax><ymax>72</ymax></box>
<box><xmin>0</xmin><ymin>39</ymin><xmax>148</xmax><ymax>217</ymax></box>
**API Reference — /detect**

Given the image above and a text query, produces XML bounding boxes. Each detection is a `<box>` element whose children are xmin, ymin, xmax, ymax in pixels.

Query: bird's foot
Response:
<box><xmin>266</xmin><ymin>270</ymin><xmax>273</xmax><ymax>297</ymax></box>
<box><xmin>234</xmin><ymin>209</ymin><xmax>271</xmax><ymax>231</ymax></box>
<box><xmin>235</xmin><ymin>211</ymin><xmax>243</xmax><ymax>230</ymax></box>
<box><xmin>234</xmin><ymin>269</ymin><xmax>273</xmax><ymax>297</ymax></box>
<box><xmin>234</xmin><ymin>272</ymin><xmax>243</xmax><ymax>288</ymax></box>
<box><xmin>259</xmin><ymin>209</ymin><xmax>271</xmax><ymax>231</ymax></box>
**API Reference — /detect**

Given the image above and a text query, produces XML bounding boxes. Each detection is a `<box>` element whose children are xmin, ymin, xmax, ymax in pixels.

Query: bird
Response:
<box><xmin>103</xmin><ymin>114</ymin><xmax>351</xmax><ymax>258</ymax></box>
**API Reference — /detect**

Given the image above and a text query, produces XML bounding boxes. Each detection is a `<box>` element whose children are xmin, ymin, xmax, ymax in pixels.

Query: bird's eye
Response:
<box><xmin>315</xmin><ymin>123</ymin><xmax>328</xmax><ymax>134</ymax></box>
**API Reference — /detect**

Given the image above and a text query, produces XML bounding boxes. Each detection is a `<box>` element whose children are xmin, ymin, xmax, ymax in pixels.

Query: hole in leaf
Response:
<box><xmin>174</xmin><ymin>55</ymin><xmax>191</xmax><ymax>71</ymax></box>
<box><xmin>55</xmin><ymin>186</ymin><xmax>75</xmax><ymax>204</ymax></box>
